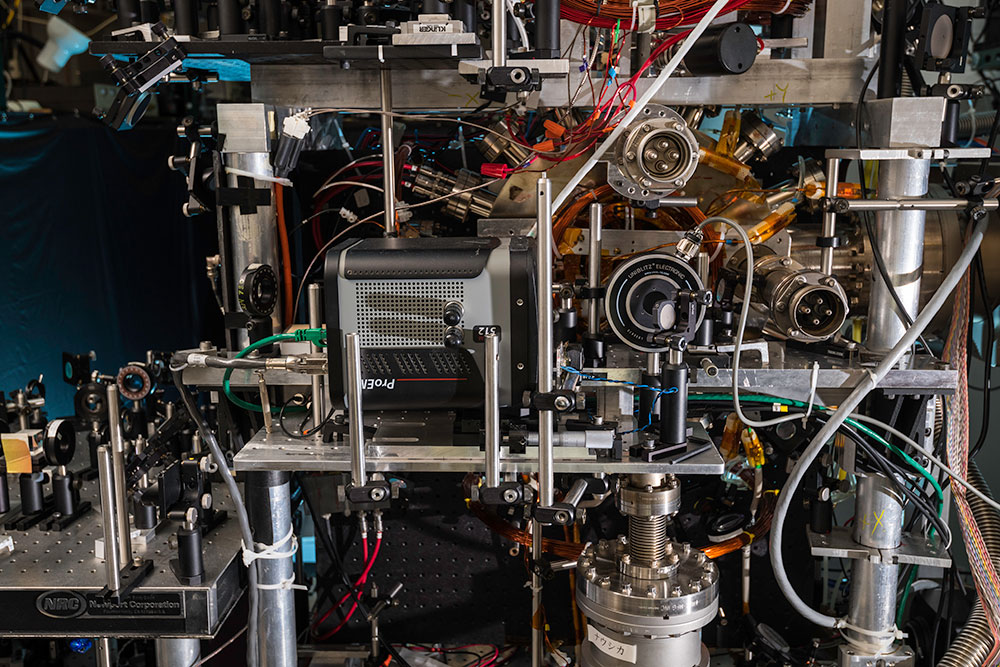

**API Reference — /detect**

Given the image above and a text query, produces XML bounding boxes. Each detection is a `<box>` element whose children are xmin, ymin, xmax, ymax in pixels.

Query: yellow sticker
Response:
<box><xmin>2</xmin><ymin>434</ymin><xmax>34</xmax><ymax>474</ymax></box>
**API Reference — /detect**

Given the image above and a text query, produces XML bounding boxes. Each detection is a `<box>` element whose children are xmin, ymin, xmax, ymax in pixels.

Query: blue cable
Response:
<box><xmin>560</xmin><ymin>366</ymin><xmax>677</xmax><ymax>435</ymax></box>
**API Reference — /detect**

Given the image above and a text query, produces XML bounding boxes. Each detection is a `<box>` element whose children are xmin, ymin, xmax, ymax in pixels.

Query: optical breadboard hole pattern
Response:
<box><xmin>354</xmin><ymin>281</ymin><xmax>465</xmax><ymax>348</ymax></box>
<box><xmin>313</xmin><ymin>473</ymin><xmax>528</xmax><ymax>643</ymax></box>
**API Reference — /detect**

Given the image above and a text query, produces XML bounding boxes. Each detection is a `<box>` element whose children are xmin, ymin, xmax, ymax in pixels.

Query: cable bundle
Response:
<box><xmin>559</xmin><ymin>0</ymin><xmax>804</xmax><ymax>30</ymax></box>
<box><xmin>943</xmin><ymin>250</ymin><xmax>1000</xmax><ymax>664</ymax></box>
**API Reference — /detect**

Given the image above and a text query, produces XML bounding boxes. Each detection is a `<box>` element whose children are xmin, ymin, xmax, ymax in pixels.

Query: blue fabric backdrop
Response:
<box><xmin>0</xmin><ymin>115</ymin><xmax>220</xmax><ymax>418</ymax></box>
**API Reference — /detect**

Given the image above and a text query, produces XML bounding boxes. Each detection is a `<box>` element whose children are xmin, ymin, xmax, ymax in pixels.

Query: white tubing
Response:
<box><xmin>767</xmin><ymin>214</ymin><xmax>990</xmax><ymax>629</ymax></box>
<box><xmin>549</xmin><ymin>0</ymin><xmax>732</xmax><ymax>213</ymax></box>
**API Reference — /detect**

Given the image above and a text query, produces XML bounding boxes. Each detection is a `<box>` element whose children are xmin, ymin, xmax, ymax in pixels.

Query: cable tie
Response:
<box><xmin>242</xmin><ymin>524</ymin><xmax>299</xmax><ymax>567</ymax></box>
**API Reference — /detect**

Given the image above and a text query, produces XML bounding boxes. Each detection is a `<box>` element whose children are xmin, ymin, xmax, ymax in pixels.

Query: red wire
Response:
<box><xmin>316</xmin><ymin>537</ymin><xmax>382</xmax><ymax>640</ymax></box>
<box><xmin>312</xmin><ymin>532</ymin><xmax>379</xmax><ymax>637</ymax></box>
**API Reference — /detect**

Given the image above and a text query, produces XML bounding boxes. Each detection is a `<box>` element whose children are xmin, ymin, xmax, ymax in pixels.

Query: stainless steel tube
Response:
<box><xmin>536</xmin><ymin>177</ymin><xmax>554</xmax><ymax>507</ymax></box>
<box><xmin>838</xmin><ymin>197</ymin><xmax>999</xmax><ymax>211</ymax></box>
<box><xmin>97</xmin><ymin>445</ymin><xmax>122</xmax><ymax>593</ymax></box>
<box><xmin>106</xmin><ymin>384</ymin><xmax>132</xmax><ymax>563</ymax></box>
<box><xmin>155</xmin><ymin>638</ymin><xmax>201</xmax><ymax>667</ymax></box>
<box><xmin>484</xmin><ymin>332</ymin><xmax>501</xmax><ymax>488</ymax></box>
<box><xmin>587</xmin><ymin>203</ymin><xmax>603</xmax><ymax>336</ymax></box>
<box><xmin>97</xmin><ymin>638</ymin><xmax>114</xmax><ymax>667</ymax></box>
<box><xmin>225</xmin><ymin>151</ymin><xmax>281</xmax><ymax>348</ymax></box>
<box><xmin>532</xmin><ymin>177</ymin><xmax>555</xmax><ymax>667</ymax></box>
<box><xmin>866</xmin><ymin>157</ymin><xmax>931</xmax><ymax>353</ymax></box>
<box><xmin>345</xmin><ymin>333</ymin><xmax>367</xmax><ymax>487</ymax></box>
<box><xmin>380</xmin><ymin>70</ymin><xmax>396</xmax><ymax>236</ymax></box>
<box><xmin>491</xmin><ymin>0</ymin><xmax>507</xmax><ymax>68</ymax></box>
<box><xmin>852</xmin><ymin>474</ymin><xmax>904</xmax><ymax>549</ymax></box>
<box><xmin>820</xmin><ymin>157</ymin><xmax>840</xmax><ymax>275</ymax></box>
<box><xmin>563</xmin><ymin>478</ymin><xmax>589</xmax><ymax>507</ymax></box>
<box><xmin>307</xmin><ymin>283</ymin><xmax>326</xmax><ymax>429</ymax></box>
<box><xmin>249</xmin><ymin>472</ymin><xmax>297</xmax><ymax>667</ymax></box>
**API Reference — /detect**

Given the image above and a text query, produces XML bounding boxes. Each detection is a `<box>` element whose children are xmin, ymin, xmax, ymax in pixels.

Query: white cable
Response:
<box><xmin>550</xmin><ymin>0</ymin><xmax>732</xmax><ymax>213</ymax></box>
<box><xmin>225</xmin><ymin>166</ymin><xmax>294</xmax><ymax>187</ymax></box>
<box><xmin>696</xmin><ymin>216</ymin><xmax>820</xmax><ymax>428</ymax></box>
<box><xmin>313</xmin><ymin>180</ymin><xmax>385</xmax><ymax>198</ymax></box>
<box><xmin>767</xmin><ymin>214</ymin><xmax>991</xmax><ymax>629</ymax></box>
<box><xmin>849</xmin><ymin>413</ymin><xmax>1000</xmax><ymax>514</ymax></box>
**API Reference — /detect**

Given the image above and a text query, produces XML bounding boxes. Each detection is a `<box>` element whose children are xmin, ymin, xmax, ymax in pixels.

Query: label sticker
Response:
<box><xmin>587</xmin><ymin>625</ymin><xmax>637</xmax><ymax>664</ymax></box>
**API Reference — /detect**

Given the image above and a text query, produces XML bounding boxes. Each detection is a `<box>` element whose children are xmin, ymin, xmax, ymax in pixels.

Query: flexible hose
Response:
<box><xmin>769</xmin><ymin>214</ymin><xmax>991</xmax><ymax>630</ymax></box>
<box><xmin>939</xmin><ymin>462</ymin><xmax>1000</xmax><ymax>667</ymax></box>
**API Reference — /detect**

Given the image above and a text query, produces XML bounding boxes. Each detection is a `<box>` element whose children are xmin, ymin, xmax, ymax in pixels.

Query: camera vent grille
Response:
<box><xmin>354</xmin><ymin>281</ymin><xmax>465</xmax><ymax>348</ymax></box>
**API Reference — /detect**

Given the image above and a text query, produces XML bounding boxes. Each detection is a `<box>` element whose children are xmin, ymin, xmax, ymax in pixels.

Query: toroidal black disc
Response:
<box><xmin>604</xmin><ymin>252</ymin><xmax>704</xmax><ymax>353</ymax></box>
<box><xmin>43</xmin><ymin>418</ymin><xmax>76</xmax><ymax>466</ymax></box>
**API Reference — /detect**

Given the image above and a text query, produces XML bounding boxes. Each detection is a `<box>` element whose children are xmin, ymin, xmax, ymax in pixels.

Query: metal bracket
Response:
<box><xmin>807</xmin><ymin>527</ymin><xmax>951</xmax><ymax>567</ymax></box>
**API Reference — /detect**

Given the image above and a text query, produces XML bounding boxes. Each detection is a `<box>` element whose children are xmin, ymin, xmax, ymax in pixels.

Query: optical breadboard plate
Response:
<box><xmin>0</xmin><ymin>480</ymin><xmax>243</xmax><ymax>638</ymax></box>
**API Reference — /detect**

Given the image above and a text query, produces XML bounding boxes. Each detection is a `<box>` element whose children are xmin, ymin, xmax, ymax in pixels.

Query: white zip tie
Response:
<box><xmin>224</xmin><ymin>166</ymin><xmax>293</xmax><ymax>187</ymax></box>
<box><xmin>242</xmin><ymin>524</ymin><xmax>299</xmax><ymax>567</ymax></box>
<box><xmin>776</xmin><ymin>0</ymin><xmax>792</xmax><ymax>13</ymax></box>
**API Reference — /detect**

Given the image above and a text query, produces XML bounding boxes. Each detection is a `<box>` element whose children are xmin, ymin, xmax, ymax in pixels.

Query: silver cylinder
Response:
<box><xmin>307</xmin><ymin>283</ymin><xmax>326</xmax><ymax>429</ymax></box>
<box><xmin>380</xmin><ymin>70</ymin><xmax>396</xmax><ymax>236</ymax></box>
<box><xmin>820</xmin><ymin>157</ymin><xmax>840</xmax><ymax>275</ymax></box>
<box><xmin>846</xmin><ymin>559</ymin><xmax>899</xmax><ymax>653</ymax></box>
<box><xmin>484</xmin><ymin>332</ymin><xmax>501</xmax><ymax>488</ymax></box>
<box><xmin>255</xmin><ymin>477</ymin><xmax>297</xmax><ymax>667</ymax></box>
<box><xmin>852</xmin><ymin>474</ymin><xmax>904</xmax><ymax>549</ymax></box>
<box><xmin>225</xmin><ymin>152</ymin><xmax>281</xmax><ymax>348</ymax></box>
<box><xmin>97</xmin><ymin>638</ymin><xmax>114</xmax><ymax>667</ymax></box>
<box><xmin>106</xmin><ymin>385</ymin><xmax>132</xmax><ymax>564</ymax></box>
<box><xmin>866</xmin><ymin>157</ymin><xmax>931</xmax><ymax>353</ymax></box>
<box><xmin>839</xmin><ymin>197</ymin><xmax>998</xmax><ymax>211</ymax></box>
<box><xmin>532</xmin><ymin>178</ymin><xmax>555</xmax><ymax>667</ymax></box>
<box><xmin>491</xmin><ymin>0</ymin><xmax>507</xmax><ymax>68</ymax></box>
<box><xmin>345</xmin><ymin>333</ymin><xmax>367</xmax><ymax>487</ymax></box>
<box><xmin>97</xmin><ymin>446</ymin><xmax>122</xmax><ymax>593</ymax></box>
<box><xmin>580</xmin><ymin>623</ymin><xmax>706</xmax><ymax>667</ymax></box>
<box><xmin>536</xmin><ymin>178</ymin><xmax>555</xmax><ymax>508</ymax></box>
<box><xmin>155</xmin><ymin>638</ymin><xmax>201</xmax><ymax>667</ymax></box>
<box><xmin>587</xmin><ymin>203</ymin><xmax>603</xmax><ymax>336</ymax></box>
<box><xmin>563</xmin><ymin>478</ymin><xmax>589</xmax><ymax>508</ymax></box>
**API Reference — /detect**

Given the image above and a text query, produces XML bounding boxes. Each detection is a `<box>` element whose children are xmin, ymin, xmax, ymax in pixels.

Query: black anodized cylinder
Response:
<box><xmin>683</xmin><ymin>22</ymin><xmax>757</xmax><ymax>76</ymax></box>
<box><xmin>177</xmin><ymin>525</ymin><xmax>206</xmax><ymax>579</ymax></box>
<box><xmin>658</xmin><ymin>361</ymin><xmax>688</xmax><ymax>446</ymax></box>
<box><xmin>52</xmin><ymin>471</ymin><xmax>78</xmax><ymax>517</ymax></box>
<box><xmin>174</xmin><ymin>0</ymin><xmax>199</xmax><ymax>35</ymax></box>
<box><xmin>19</xmin><ymin>473</ymin><xmax>45</xmax><ymax>515</ymax></box>
<box><xmin>533</xmin><ymin>0</ymin><xmax>559</xmax><ymax>57</ymax></box>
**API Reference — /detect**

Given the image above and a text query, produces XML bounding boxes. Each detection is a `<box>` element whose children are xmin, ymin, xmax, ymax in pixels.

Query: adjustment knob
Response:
<box><xmin>444</xmin><ymin>326</ymin><xmax>464</xmax><ymax>348</ymax></box>
<box><xmin>443</xmin><ymin>301</ymin><xmax>464</xmax><ymax>326</ymax></box>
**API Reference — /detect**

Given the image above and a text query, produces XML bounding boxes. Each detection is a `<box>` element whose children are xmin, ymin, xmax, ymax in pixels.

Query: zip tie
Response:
<box><xmin>256</xmin><ymin>577</ymin><xmax>308</xmax><ymax>591</ymax></box>
<box><xmin>776</xmin><ymin>0</ymin><xmax>792</xmax><ymax>13</ymax></box>
<box><xmin>242</xmin><ymin>524</ymin><xmax>299</xmax><ymax>567</ymax></box>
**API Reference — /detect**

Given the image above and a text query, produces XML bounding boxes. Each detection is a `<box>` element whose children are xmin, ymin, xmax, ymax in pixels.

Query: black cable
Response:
<box><xmin>855</xmin><ymin>60</ymin><xmax>935</xmax><ymax>358</ymax></box>
<box><xmin>971</xmin><ymin>251</ymin><xmax>994</xmax><ymax>458</ymax></box>
<box><xmin>293</xmin><ymin>472</ymin><xmax>415</xmax><ymax>667</ymax></box>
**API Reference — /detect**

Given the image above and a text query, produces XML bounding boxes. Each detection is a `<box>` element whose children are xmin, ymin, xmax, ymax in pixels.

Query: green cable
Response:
<box><xmin>688</xmin><ymin>393</ymin><xmax>944</xmax><ymax>513</ymax></box>
<box><xmin>897</xmin><ymin>565</ymin><xmax>918</xmax><ymax>626</ymax></box>
<box><xmin>223</xmin><ymin>328</ymin><xmax>328</xmax><ymax>414</ymax></box>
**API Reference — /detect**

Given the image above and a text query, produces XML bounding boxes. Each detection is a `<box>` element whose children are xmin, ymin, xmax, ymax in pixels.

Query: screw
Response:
<box><xmin>671</xmin><ymin>585</ymin><xmax>682</xmax><ymax>597</ymax></box>
<box><xmin>621</xmin><ymin>553</ymin><xmax>631</xmax><ymax>564</ymax></box>
<box><xmin>586</xmin><ymin>567</ymin><xmax>597</xmax><ymax>580</ymax></box>
<box><xmin>641</xmin><ymin>124</ymin><xmax>651</xmax><ymax>132</ymax></box>
<box><xmin>599</xmin><ymin>576</ymin><xmax>612</xmax><ymax>588</ymax></box>
<box><xmin>621</xmin><ymin>583</ymin><xmax>632</xmax><ymax>595</ymax></box>
<box><xmin>646</xmin><ymin>585</ymin><xmax>657</xmax><ymax>597</ymax></box>
<box><xmin>669</xmin><ymin>553</ymin><xmax>679</xmax><ymax>564</ymax></box>
<box><xmin>553</xmin><ymin>395</ymin><xmax>572</xmax><ymax>410</ymax></box>
<box><xmin>579</xmin><ymin>558</ymin><xmax>592</xmax><ymax>569</ymax></box>
<box><xmin>502</xmin><ymin>488</ymin><xmax>520</xmax><ymax>504</ymax></box>
<box><xmin>370</xmin><ymin>487</ymin><xmax>387</xmax><ymax>501</ymax></box>
<box><xmin>626</xmin><ymin>151</ymin><xmax>636</xmax><ymax>161</ymax></box>
<box><xmin>517</xmin><ymin>363</ymin><xmax>525</xmax><ymax>370</ymax></box>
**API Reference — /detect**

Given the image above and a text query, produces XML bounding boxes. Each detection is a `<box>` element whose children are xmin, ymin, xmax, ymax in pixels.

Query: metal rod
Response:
<box><xmin>96</xmin><ymin>638</ymin><xmax>114</xmax><ymax>667</ymax></box>
<box><xmin>105</xmin><ymin>384</ymin><xmax>132</xmax><ymax>564</ymax></box>
<box><xmin>345</xmin><ymin>333</ymin><xmax>367</xmax><ymax>487</ymax></box>
<box><xmin>491</xmin><ymin>0</ymin><xmax>507</xmax><ymax>68</ymax></box>
<box><xmin>820</xmin><ymin>157</ymin><xmax>840</xmax><ymax>275</ymax></box>
<box><xmin>563</xmin><ymin>477</ymin><xmax>589</xmax><ymax>507</ymax></box>
<box><xmin>834</xmin><ymin>197</ymin><xmax>998</xmax><ymax>212</ymax></box>
<box><xmin>257</xmin><ymin>371</ymin><xmax>273</xmax><ymax>434</ymax></box>
<box><xmin>307</xmin><ymin>283</ymin><xmax>326</xmax><ymax>430</ymax></box>
<box><xmin>484</xmin><ymin>332</ymin><xmax>501</xmax><ymax>488</ymax></box>
<box><xmin>97</xmin><ymin>445</ymin><xmax>122</xmax><ymax>593</ymax></box>
<box><xmin>656</xmin><ymin>196</ymin><xmax>701</xmax><ymax>208</ymax></box>
<box><xmin>877</xmin><ymin>0</ymin><xmax>905</xmax><ymax>98</ymax></box>
<box><xmin>536</xmin><ymin>178</ymin><xmax>554</xmax><ymax>508</ymax></box>
<box><xmin>587</xmin><ymin>203</ymin><xmax>603</xmax><ymax>336</ymax></box>
<box><xmin>532</xmin><ymin>177</ymin><xmax>554</xmax><ymax>667</ymax></box>
<box><xmin>380</xmin><ymin>70</ymin><xmax>396</xmax><ymax>236</ymax></box>
<box><xmin>154</xmin><ymin>637</ymin><xmax>201</xmax><ymax>667</ymax></box>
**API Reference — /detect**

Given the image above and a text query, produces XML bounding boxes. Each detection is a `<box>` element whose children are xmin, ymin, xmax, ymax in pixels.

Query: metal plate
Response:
<box><xmin>0</xmin><ymin>481</ymin><xmax>243</xmax><ymax>638</ymax></box>
<box><xmin>233</xmin><ymin>420</ymin><xmax>724</xmax><ymax>474</ymax></box>
<box><xmin>826</xmin><ymin>147</ymin><xmax>992</xmax><ymax>161</ymax></box>
<box><xmin>807</xmin><ymin>527</ymin><xmax>951</xmax><ymax>568</ymax></box>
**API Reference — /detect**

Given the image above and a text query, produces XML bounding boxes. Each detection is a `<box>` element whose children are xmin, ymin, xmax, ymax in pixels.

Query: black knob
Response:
<box><xmin>444</xmin><ymin>326</ymin><xmax>464</xmax><ymax>348</ymax></box>
<box><xmin>443</xmin><ymin>301</ymin><xmax>464</xmax><ymax>326</ymax></box>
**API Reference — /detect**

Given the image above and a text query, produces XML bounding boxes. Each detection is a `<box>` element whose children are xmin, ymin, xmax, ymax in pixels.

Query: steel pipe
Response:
<box><xmin>97</xmin><ymin>638</ymin><xmax>114</xmax><ymax>667</ymax></box>
<box><xmin>484</xmin><ymin>332</ymin><xmax>501</xmax><ymax>488</ymax></box>
<box><xmin>155</xmin><ymin>638</ymin><xmax>201</xmax><ymax>667</ymax></box>
<box><xmin>97</xmin><ymin>446</ymin><xmax>122</xmax><ymax>593</ymax></box>
<box><xmin>587</xmin><ymin>203</ymin><xmax>602</xmax><ymax>337</ymax></box>
<box><xmin>835</xmin><ymin>197</ymin><xmax>998</xmax><ymax>212</ymax></box>
<box><xmin>536</xmin><ymin>177</ymin><xmax>555</xmax><ymax>508</ymax></box>
<box><xmin>380</xmin><ymin>70</ymin><xmax>396</xmax><ymax>236</ymax></box>
<box><xmin>866</xmin><ymin>156</ymin><xmax>931</xmax><ymax>354</ymax></box>
<box><xmin>345</xmin><ymin>333</ymin><xmax>367</xmax><ymax>487</ymax></box>
<box><xmin>820</xmin><ymin>157</ymin><xmax>840</xmax><ymax>275</ymax></box>
<box><xmin>491</xmin><ymin>0</ymin><xmax>507</xmax><ymax>68</ymax></box>
<box><xmin>106</xmin><ymin>384</ymin><xmax>132</xmax><ymax>564</ymax></box>
<box><xmin>308</xmin><ymin>283</ymin><xmax>326</xmax><ymax>429</ymax></box>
